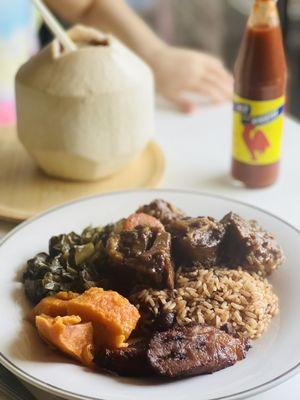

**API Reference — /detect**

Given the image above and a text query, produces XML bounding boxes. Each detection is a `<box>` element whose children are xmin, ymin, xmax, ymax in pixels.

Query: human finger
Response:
<box><xmin>168</xmin><ymin>92</ymin><xmax>198</xmax><ymax>114</ymax></box>
<box><xmin>194</xmin><ymin>79</ymin><xmax>230</xmax><ymax>103</ymax></box>
<box><xmin>204</xmin><ymin>73</ymin><xmax>233</xmax><ymax>98</ymax></box>
<box><xmin>202</xmin><ymin>56</ymin><xmax>233</xmax><ymax>83</ymax></box>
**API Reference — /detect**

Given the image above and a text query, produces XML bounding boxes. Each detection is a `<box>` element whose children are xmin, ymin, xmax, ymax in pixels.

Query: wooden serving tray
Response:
<box><xmin>0</xmin><ymin>126</ymin><xmax>165</xmax><ymax>222</ymax></box>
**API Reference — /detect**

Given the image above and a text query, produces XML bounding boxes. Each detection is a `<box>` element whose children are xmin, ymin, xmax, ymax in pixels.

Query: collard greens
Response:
<box><xmin>23</xmin><ymin>225</ymin><xmax>113</xmax><ymax>304</ymax></box>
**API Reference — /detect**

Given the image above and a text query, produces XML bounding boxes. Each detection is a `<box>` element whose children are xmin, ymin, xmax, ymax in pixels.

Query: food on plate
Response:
<box><xmin>107</xmin><ymin>225</ymin><xmax>174</xmax><ymax>290</ymax></box>
<box><xmin>35</xmin><ymin>314</ymin><xmax>94</xmax><ymax>365</ymax></box>
<box><xmin>137</xmin><ymin>199</ymin><xmax>186</xmax><ymax>225</ymax></box>
<box><xmin>152</xmin><ymin>311</ymin><xmax>175</xmax><ymax>332</ymax></box>
<box><xmin>221</xmin><ymin>212</ymin><xmax>284</xmax><ymax>275</ymax></box>
<box><xmin>131</xmin><ymin>267</ymin><xmax>278</xmax><ymax>339</ymax></box>
<box><xmin>23</xmin><ymin>198</ymin><xmax>283</xmax><ymax>380</ymax></box>
<box><xmin>29</xmin><ymin>291</ymin><xmax>79</xmax><ymax>322</ymax></box>
<box><xmin>167</xmin><ymin>217</ymin><xmax>225</xmax><ymax>267</ymax></box>
<box><xmin>95</xmin><ymin>338</ymin><xmax>152</xmax><ymax>377</ymax></box>
<box><xmin>32</xmin><ymin>287</ymin><xmax>140</xmax><ymax>351</ymax></box>
<box><xmin>23</xmin><ymin>202</ymin><xmax>283</xmax><ymax>304</ymax></box>
<box><xmin>147</xmin><ymin>324</ymin><xmax>249</xmax><ymax>378</ymax></box>
<box><xmin>66</xmin><ymin>287</ymin><xmax>140</xmax><ymax>349</ymax></box>
<box><xmin>95</xmin><ymin>324</ymin><xmax>249</xmax><ymax>378</ymax></box>
<box><xmin>23</xmin><ymin>226</ymin><xmax>112</xmax><ymax>304</ymax></box>
<box><xmin>122</xmin><ymin>213</ymin><xmax>165</xmax><ymax>231</ymax></box>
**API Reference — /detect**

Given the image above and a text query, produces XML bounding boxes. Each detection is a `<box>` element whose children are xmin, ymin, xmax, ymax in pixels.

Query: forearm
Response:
<box><xmin>45</xmin><ymin>0</ymin><xmax>233</xmax><ymax>113</ymax></box>
<box><xmin>45</xmin><ymin>0</ymin><xmax>166</xmax><ymax>66</ymax></box>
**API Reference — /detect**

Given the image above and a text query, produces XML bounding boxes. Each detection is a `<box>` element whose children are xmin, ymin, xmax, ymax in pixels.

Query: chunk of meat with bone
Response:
<box><xmin>113</xmin><ymin>213</ymin><xmax>164</xmax><ymax>235</ymax></box>
<box><xmin>95</xmin><ymin>338</ymin><xmax>152</xmax><ymax>377</ymax></box>
<box><xmin>167</xmin><ymin>217</ymin><xmax>225</xmax><ymax>266</ymax></box>
<box><xmin>123</xmin><ymin>213</ymin><xmax>164</xmax><ymax>231</ymax></box>
<box><xmin>137</xmin><ymin>199</ymin><xmax>186</xmax><ymax>226</ymax></box>
<box><xmin>220</xmin><ymin>212</ymin><xmax>284</xmax><ymax>275</ymax></box>
<box><xmin>106</xmin><ymin>226</ymin><xmax>174</xmax><ymax>289</ymax></box>
<box><xmin>147</xmin><ymin>324</ymin><xmax>249</xmax><ymax>378</ymax></box>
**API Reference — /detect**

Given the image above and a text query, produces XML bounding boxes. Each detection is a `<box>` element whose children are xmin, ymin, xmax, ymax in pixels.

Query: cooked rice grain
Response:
<box><xmin>131</xmin><ymin>268</ymin><xmax>278</xmax><ymax>340</ymax></box>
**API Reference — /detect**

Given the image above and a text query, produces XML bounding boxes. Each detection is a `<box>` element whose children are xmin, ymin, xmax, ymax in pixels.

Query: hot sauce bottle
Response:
<box><xmin>231</xmin><ymin>0</ymin><xmax>287</xmax><ymax>188</ymax></box>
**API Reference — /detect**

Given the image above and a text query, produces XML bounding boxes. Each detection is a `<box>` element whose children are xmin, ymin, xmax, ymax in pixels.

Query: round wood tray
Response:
<box><xmin>0</xmin><ymin>126</ymin><xmax>165</xmax><ymax>222</ymax></box>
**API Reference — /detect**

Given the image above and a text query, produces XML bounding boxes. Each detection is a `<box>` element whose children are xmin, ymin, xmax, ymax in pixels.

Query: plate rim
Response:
<box><xmin>0</xmin><ymin>187</ymin><xmax>299</xmax><ymax>400</ymax></box>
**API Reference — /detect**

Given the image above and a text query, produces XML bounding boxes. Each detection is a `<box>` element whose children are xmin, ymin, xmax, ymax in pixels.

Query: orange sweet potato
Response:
<box><xmin>66</xmin><ymin>287</ymin><xmax>140</xmax><ymax>349</ymax></box>
<box><xmin>35</xmin><ymin>314</ymin><xmax>94</xmax><ymax>365</ymax></box>
<box><xmin>29</xmin><ymin>291</ymin><xmax>79</xmax><ymax>323</ymax></box>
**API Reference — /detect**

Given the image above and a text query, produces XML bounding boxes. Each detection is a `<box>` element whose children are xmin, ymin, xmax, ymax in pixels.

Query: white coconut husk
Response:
<box><xmin>15</xmin><ymin>25</ymin><xmax>154</xmax><ymax>181</ymax></box>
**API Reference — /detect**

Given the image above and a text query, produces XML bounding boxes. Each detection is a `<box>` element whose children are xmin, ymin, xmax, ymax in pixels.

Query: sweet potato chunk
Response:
<box><xmin>35</xmin><ymin>314</ymin><xmax>94</xmax><ymax>365</ymax></box>
<box><xmin>66</xmin><ymin>288</ymin><xmax>140</xmax><ymax>349</ymax></box>
<box><xmin>29</xmin><ymin>291</ymin><xmax>79</xmax><ymax>322</ymax></box>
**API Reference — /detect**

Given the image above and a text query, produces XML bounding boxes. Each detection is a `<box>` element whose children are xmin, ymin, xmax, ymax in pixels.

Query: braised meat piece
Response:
<box><xmin>96</xmin><ymin>324</ymin><xmax>249</xmax><ymax>378</ymax></box>
<box><xmin>95</xmin><ymin>338</ymin><xmax>152</xmax><ymax>377</ymax></box>
<box><xmin>167</xmin><ymin>217</ymin><xmax>225</xmax><ymax>266</ymax></box>
<box><xmin>147</xmin><ymin>324</ymin><xmax>249</xmax><ymax>378</ymax></box>
<box><xmin>137</xmin><ymin>199</ymin><xmax>186</xmax><ymax>226</ymax></box>
<box><xmin>123</xmin><ymin>213</ymin><xmax>165</xmax><ymax>231</ymax></box>
<box><xmin>220</xmin><ymin>212</ymin><xmax>284</xmax><ymax>275</ymax></box>
<box><xmin>106</xmin><ymin>226</ymin><xmax>174</xmax><ymax>289</ymax></box>
<box><xmin>152</xmin><ymin>311</ymin><xmax>175</xmax><ymax>332</ymax></box>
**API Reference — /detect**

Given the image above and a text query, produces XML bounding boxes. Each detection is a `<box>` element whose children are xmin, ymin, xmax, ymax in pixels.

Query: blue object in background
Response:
<box><xmin>0</xmin><ymin>0</ymin><xmax>33</xmax><ymax>38</ymax></box>
<box><xmin>0</xmin><ymin>0</ymin><xmax>36</xmax><ymax>125</ymax></box>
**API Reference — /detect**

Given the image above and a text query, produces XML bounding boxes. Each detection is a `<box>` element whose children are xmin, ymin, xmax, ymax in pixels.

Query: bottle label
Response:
<box><xmin>232</xmin><ymin>94</ymin><xmax>284</xmax><ymax>165</ymax></box>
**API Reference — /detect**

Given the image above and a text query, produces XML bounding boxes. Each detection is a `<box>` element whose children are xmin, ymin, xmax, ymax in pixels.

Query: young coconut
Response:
<box><xmin>15</xmin><ymin>25</ymin><xmax>154</xmax><ymax>181</ymax></box>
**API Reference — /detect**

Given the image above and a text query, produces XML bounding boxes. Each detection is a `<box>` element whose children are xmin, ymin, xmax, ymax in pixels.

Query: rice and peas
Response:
<box><xmin>131</xmin><ymin>267</ymin><xmax>279</xmax><ymax>340</ymax></box>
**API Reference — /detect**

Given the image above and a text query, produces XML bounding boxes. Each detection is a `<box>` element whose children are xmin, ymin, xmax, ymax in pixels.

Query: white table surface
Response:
<box><xmin>1</xmin><ymin>103</ymin><xmax>300</xmax><ymax>400</ymax></box>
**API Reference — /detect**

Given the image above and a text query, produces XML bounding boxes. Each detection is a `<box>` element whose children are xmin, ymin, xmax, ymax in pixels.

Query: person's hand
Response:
<box><xmin>150</xmin><ymin>45</ymin><xmax>233</xmax><ymax>113</ymax></box>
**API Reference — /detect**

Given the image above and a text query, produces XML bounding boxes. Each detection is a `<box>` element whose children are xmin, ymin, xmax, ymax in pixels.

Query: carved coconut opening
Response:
<box><xmin>53</xmin><ymin>25</ymin><xmax>110</xmax><ymax>58</ymax></box>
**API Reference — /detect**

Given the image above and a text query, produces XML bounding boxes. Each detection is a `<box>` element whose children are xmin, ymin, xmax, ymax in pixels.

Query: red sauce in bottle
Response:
<box><xmin>231</xmin><ymin>0</ymin><xmax>287</xmax><ymax>188</ymax></box>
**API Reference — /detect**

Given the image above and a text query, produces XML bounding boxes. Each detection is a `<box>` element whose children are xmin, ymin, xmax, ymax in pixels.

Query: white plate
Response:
<box><xmin>0</xmin><ymin>189</ymin><xmax>299</xmax><ymax>400</ymax></box>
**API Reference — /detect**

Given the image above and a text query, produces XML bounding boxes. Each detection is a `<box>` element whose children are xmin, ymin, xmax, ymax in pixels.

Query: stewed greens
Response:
<box><xmin>23</xmin><ymin>225</ymin><xmax>113</xmax><ymax>304</ymax></box>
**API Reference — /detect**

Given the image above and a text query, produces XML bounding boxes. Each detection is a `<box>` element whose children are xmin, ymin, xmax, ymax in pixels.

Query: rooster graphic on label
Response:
<box><xmin>242</xmin><ymin>123</ymin><xmax>270</xmax><ymax>160</ymax></box>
